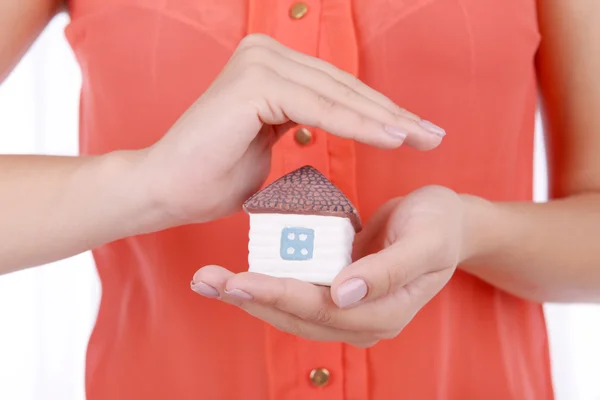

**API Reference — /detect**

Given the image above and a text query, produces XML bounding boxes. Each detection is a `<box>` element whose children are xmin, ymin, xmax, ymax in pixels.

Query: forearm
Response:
<box><xmin>460</xmin><ymin>193</ymin><xmax>600</xmax><ymax>303</ymax></box>
<box><xmin>0</xmin><ymin>151</ymin><xmax>164</xmax><ymax>274</ymax></box>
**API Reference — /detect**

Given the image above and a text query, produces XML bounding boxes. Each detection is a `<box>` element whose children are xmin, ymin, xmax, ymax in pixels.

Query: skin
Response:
<box><xmin>0</xmin><ymin>27</ymin><xmax>442</xmax><ymax>273</ymax></box>
<box><xmin>191</xmin><ymin>0</ymin><xmax>600</xmax><ymax>347</ymax></box>
<box><xmin>1</xmin><ymin>1</ymin><xmax>598</xmax><ymax>348</ymax></box>
<box><xmin>0</xmin><ymin>0</ymin><xmax>62</xmax><ymax>82</ymax></box>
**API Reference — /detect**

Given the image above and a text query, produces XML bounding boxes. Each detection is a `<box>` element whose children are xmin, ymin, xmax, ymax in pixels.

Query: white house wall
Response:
<box><xmin>248</xmin><ymin>213</ymin><xmax>355</xmax><ymax>285</ymax></box>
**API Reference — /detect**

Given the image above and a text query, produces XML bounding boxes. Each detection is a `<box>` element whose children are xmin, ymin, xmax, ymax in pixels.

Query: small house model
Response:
<box><xmin>243</xmin><ymin>165</ymin><xmax>362</xmax><ymax>286</ymax></box>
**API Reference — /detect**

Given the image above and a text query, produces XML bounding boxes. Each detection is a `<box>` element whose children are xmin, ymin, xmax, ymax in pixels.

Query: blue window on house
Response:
<box><xmin>280</xmin><ymin>227</ymin><xmax>315</xmax><ymax>261</ymax></box>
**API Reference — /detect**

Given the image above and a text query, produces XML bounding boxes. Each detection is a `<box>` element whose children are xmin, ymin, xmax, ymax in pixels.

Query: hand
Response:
<box><xmin>134</xmin><ymin>33</ymin><xmax>445</xmax><ymax>228</ymax></box>
<box><xmin>191</xmin><ymin>186</ymin><xmax>469</xmax><ymax>347</ymax></box>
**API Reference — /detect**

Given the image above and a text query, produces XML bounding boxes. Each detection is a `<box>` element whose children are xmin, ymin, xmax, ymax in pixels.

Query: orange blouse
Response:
<box><xmin>65</xmin><ymin>0</ymin><xmax>553</xmax><ymax>398</ymax></box>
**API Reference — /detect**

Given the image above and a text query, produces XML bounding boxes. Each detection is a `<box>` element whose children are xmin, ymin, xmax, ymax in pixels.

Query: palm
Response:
<box><xmin>353</xmin><ymin>186</ymin><xmax>462</xmax><ymax>309</ymax></box>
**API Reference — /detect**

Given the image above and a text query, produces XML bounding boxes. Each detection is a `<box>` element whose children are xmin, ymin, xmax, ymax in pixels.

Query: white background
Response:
<box><xmin>1</xmin><ymin>14</ymin><xmax>600</xmax><ymax>400</ymax></box>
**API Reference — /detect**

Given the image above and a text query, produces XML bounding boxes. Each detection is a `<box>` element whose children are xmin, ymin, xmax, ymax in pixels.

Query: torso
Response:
<box><xmin>65</xmin><ymin>0</ymin><xmax>553</xmax><ymax>398</ymax></box>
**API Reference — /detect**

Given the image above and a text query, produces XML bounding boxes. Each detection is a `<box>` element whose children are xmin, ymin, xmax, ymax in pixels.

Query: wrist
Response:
<box><xmin>458</xmin><ymin>194</ymin><xmax>506</xmax><ymax>268</ymax></box>
<box><xmin>100</xmin><ymin>149</ymin><xmax>175</xmax><ymax>236</ymax></box>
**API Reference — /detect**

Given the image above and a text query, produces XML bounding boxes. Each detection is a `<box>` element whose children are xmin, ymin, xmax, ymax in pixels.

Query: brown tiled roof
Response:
<box><xmin>243</xmin><ymin>165</ymin><xmax>362</xmax><ymax>232</ymax></box>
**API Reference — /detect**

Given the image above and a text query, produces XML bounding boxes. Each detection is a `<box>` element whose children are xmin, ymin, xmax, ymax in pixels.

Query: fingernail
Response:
<box><xmin>190</xmin><ymin>281</ymin><xmax>220</xmax><ymax>298</ymax></box>
<box><xmin>418</xmin><ymin>120</ymin><xmax>446</xmax><ymax>137</ymax></box>
<box><xmin>336</xmin><ymin>278</ymin><xmax>368</xmax><ymax>308</ymax></box>
<box><xmin>224</xmin><ymin>288</ymin><xmax>253</xmax><ymax>300</ymax></box>
<box><xmin>383</xmin><ymin>125</ymin><xmax>408</xmax><ymax>142</ymax></box>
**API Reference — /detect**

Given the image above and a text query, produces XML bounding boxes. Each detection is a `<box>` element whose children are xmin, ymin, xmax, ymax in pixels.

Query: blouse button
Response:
<box><xmin>309</xmin><ymin>368</ymin><xmax>330</xmax><ymax>387</ymax></box>
<box><xmin>294</xmin><ymin>127</ymin><xmax>313</xmax><ymax>145</ymax></box>
<box><xmin>289</xmin><ymin>2</ymin><xmax>309</xmax><ymax>20</ymax></box>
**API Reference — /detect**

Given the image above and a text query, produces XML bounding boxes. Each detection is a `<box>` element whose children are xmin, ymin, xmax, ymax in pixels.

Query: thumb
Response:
<box><xmin>331</xmin><ymin>240</ymin><xmax>424</xmax><ymax>308</ymax></box>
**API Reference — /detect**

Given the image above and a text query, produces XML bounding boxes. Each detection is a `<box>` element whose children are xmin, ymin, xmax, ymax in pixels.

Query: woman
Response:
<box><xmin>1</xmin><ymin>0</ymin><xmax>598</xmax><ymax>398</ymax></box>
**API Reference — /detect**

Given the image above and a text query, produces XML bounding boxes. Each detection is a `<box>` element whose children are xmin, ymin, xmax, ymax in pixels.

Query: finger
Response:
<box><xmin>192</xmin><ymin>264</ymin><xmax>376</xmax><ymax>345</ymax></box>
<box><xmin>224</xmin><ymin>272</ymin><xmax>340</xmax><ymax>322</ymax></box>
<box><xmin>332</xmin><ymin>268</ymin><xmax>455</xmax><ymax>333</ymax></box>
<box><xmin>234</xmin><ymin>34</ymin><xmax>445</xmax><ymax>150</ymax></box>
<box><xmin>191</xmin><ymin>265</ymin><xmax>393</xmax><ymax>340</ymax></box>
<box><xmin>332</xmin><ymin>237</ymin><xmax>443</xmax><ymax>308</ymax></box>
<box><xmin>264</xmin><ymin>52</ymin><xmax>444</xmax><ymax>151</ymax></box>
<box><xmin>262</xmin><ymin>75</ymin><xmax>428</xmax><ymax>149</ymax></box>
<box><xmin>239</xmin><ymin>33</ymin><xmax>419</xmax><ymax>120</ymax></box>
<box><xmin>226</xmin><ymin>270</ymin><xmax>415</xmax><ymax>334</ymax></box>
<box><xmin>191</xmin><ymin>265</ymin><xmax>272</xmax><ymax>307</ymax></box>
<box><xmin>233</xmin><ymin>299</ymin><xmax>375</xmax><ymax>346</ymax></box>
<box><xmin>190</xmin><ymin>265</ymin><xmax>235</xmax><ymax>298</ymax></box>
